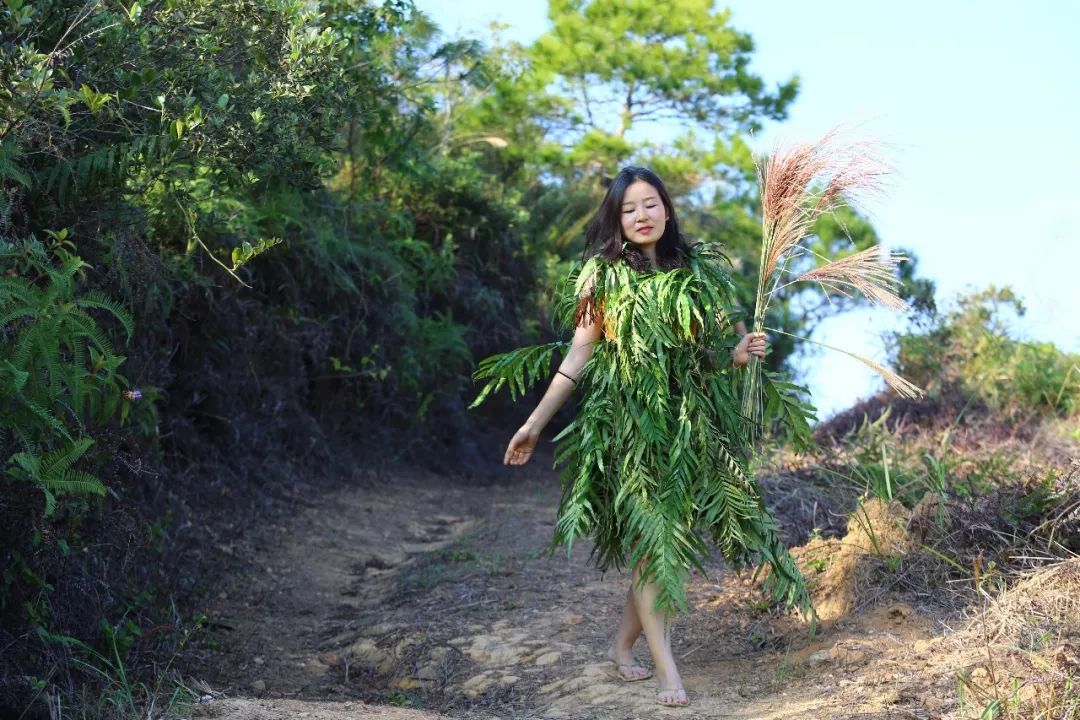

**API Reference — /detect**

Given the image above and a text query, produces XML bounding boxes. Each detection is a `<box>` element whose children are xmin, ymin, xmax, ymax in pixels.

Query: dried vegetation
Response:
<box><xmin>763</xmin><ymin>376</ymin><xmax>1080</xmax><ymax>717</ymax></box>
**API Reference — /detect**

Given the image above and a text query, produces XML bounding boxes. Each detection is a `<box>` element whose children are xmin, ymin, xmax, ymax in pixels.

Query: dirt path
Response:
<box><xmin>186</xmin><ymin>459</ymin><xmax>966</xmax><ymax>719</ymax></box>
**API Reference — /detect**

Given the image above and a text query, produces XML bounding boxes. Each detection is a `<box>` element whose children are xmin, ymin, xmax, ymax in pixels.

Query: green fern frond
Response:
<box><xmin>761</xmin><ymin>371</ymin><xmax>818</xmax><ymax>452</ymax></box>
<box><xmin>33</xmin><ymin>329</ymin><xmax>65</xmax><ymax>400</ymax></box>
<box><xmin>42</xmin><ymin>488</ymin><xmax>57</xmax><ymax>519</ymax></box>
<box><xmin>0</xmin><ymin>276</ymin><xmax>39</xmax><ymax>306</ymax></box>
<box><xmin>1</xmin><ymin>247</ymin><xmax>130</xmax><ymax>455</ymax></box>
<box><xmin>39</xmin><ymin>437</ymin><xmax>94</xmax><ymax>478</ymax></box>
<box><xmin>77</xmin><ymin>291</ymin><xmax>135</xmax><ymax>341</ymax></box>
<box><xmin>0</xmin><ymin>359</ymin><xmax>29</xmax><ymax>392</ymax></box>
<box><xmin>9</xmin><ymin>322</ymin><xmax>36</xmax><ymax>368</ymax></box>
<box><xmin>66</xmin><ymin>309</ymin><xmax>118</xmax><ymax>357</ymax></box>
<box><xmin>9</xmin><ymin>424</ymin><xmax>35</xmax><ymax>453</ymax></box>
<box><xmin>0</xmin><ymin>306</ymin><xmax>36</xmax><ymax>330</ymax></box>
<box><xmin>0</xmin><ymin>138</ymin><xmax>31</xmax><ymax>188</ymax></box>
<box><xmin>43</xmin><ymin>135</ymin><xmax>179</xmax><ymax>204</ymax></box>
<box><xmin>10</xmin><ymin>451</ymin><xmax>42</xmax><ymax>477</ymax></box>
<box><xmin>469</xmin><ymin>341</ymin><xmax>567</xmax><ymax>408</ymax></box>
<box><xmin>45</xmin><ymin>469</ymin><xmax>106</xmax><ymax>498</ymax></box>
<box><xmin>8</xmin><ymin>440</ymin><xmax>103</xmax><ymax>518</ymax></box>
<box><xmin>20</xmin><ymin>398</ymin><xmax>74</xmax><ymax>444</ymax></box>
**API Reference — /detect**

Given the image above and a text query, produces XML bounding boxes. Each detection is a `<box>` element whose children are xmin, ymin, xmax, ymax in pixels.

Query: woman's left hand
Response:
<box><xmin>732</xmin><ymin>332</ymin><xmax>768</xmax><ymax>367</ymax></box>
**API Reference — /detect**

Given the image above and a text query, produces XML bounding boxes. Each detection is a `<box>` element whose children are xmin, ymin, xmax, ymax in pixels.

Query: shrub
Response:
<box><xmin>892</xmin><ymin>286</ymin><xmax>1079</xmax><ymax>419</ymax></box>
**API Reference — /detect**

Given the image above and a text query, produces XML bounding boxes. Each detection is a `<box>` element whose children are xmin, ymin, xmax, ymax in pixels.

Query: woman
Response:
<box><xmin>499</xmin><ymin>167</ymin><xmax>770</xmax><ymax>708</ymax></box>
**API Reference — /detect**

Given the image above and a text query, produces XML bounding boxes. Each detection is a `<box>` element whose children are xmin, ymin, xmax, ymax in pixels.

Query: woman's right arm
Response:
<box><xmin>504</xmin><ymin>306</ymin><xmax>603</xmax><ymax>466</ymax></box>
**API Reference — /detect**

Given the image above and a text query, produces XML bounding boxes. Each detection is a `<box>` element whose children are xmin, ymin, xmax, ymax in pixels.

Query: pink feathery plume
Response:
<box><xmin>757</xmin><ymin>130</ymin><xmax>889</xmax><ymax>280</ymax></box>
<box><xmin>790</xmin><ymin>246</ymin><xmax>909</xmax><ymax>311</ymax></box>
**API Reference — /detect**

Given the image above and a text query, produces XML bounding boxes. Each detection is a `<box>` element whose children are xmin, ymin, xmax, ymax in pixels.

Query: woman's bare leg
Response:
<box><xmin>630</xmin><ymin>561</ymin><xmax>687</xmax><ymax>705</ymax></box>
<box><xmin>607</xmin><ymin>586</ymin><xmax>649</xmax><ymax>679</ymax></box>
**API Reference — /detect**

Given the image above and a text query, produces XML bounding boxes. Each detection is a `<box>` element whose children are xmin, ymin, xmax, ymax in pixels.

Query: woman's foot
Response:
<box><xmin>606</xmin><ymin>644</ymin><xmax>652</xmax><ymax>682</ymax></box>
<box><xmin>656</xmin><ymin>685</ymin><xmax>689</xmax><ymax>707</ymax></box>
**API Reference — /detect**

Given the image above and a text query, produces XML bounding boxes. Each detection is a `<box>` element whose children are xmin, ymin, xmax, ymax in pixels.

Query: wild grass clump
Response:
<box><xmin>793</xmin><ymin>370</ymin><xmax>1079</xmax><ymax>621</ymax></box>
<box><xmin>801</xmin><ymin>279</ymin><xmax>1079</xmax><ymax>599</ymax></box>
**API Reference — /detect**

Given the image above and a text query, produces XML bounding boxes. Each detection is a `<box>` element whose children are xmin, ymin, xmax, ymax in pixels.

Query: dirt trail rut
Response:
<box><xmin>186</xmin><ymin>460</ymin><xmax>966</xmax><ymax>719</ymax></box>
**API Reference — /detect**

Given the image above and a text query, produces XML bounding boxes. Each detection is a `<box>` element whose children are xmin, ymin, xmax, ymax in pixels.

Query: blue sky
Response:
<box><xmin>417</xmin><ymin>0</ymin><xmax>1079</xmax><ymax>417</ymax></box>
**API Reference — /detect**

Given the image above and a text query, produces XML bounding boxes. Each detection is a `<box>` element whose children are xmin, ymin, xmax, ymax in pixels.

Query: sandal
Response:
<box><xmin>610</xmin><ymin>660</ymin><xmax>652</xmax><ymax>682</ymax></box>
<box><xmin>656</xmin><ymin>686</ymin><xmax>689</xmax><ymax>707</ymax></box>
<box><xmin>606</xmin><ymin>646</ymin><xmax>652</xmax><ymax>682</ymax></box>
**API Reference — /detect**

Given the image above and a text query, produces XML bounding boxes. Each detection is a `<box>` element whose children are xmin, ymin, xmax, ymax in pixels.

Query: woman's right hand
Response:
<box><xmin>504</xmin><ymin>425</ymin><xmax>540</xmax><ymax>466</ymax></box>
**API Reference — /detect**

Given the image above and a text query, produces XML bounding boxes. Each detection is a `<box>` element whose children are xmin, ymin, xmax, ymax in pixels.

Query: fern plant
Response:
<box><xmin>1</xmin><ymin>242</ymin><xmax>133</xmax><ymax>515</ymax></box>
<box><xmin>6</xmin><ymin>439</ymin><xmax>104</xmax><ymax>518</ymax></box>
<box><xmin>42</xmin><ymin>134</ymin><xmax>182</xmax><ymax>208</ymax></box>
<box><xmin>470</xmin><ymin>341</ymin><xmax>569</xmax><ymax>408</ymax></box>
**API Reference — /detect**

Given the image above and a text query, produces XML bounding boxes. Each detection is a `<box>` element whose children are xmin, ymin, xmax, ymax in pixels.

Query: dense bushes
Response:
<box><xmin>892</xmin><ymin>286</ymin><xmax>1079</xmax><ymax>420</ymax></box>
<box><xmin>0</xmin><ymin>0</ymin><xmax>543</xmax><ymax>713</ymax></box>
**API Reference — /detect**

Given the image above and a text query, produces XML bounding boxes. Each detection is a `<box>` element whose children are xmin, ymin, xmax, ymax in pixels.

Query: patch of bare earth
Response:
<box><xmin>183</xmin><ymin>456</ymin><xmax>1071</xmax><ymax>719</ymax></box>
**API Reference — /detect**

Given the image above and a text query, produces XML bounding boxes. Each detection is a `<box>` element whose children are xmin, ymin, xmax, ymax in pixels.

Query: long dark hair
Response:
<box><xmin>583</xmin><ymin>166</ymin><xmax>691</xmax><ymax>271</ymax></box>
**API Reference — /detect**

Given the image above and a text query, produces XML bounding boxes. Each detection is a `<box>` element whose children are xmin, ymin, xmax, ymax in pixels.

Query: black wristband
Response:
<box><xmin>556</xmin><ymin>370</ymin><xmax>578</xmax><ymax>386</ymax></box>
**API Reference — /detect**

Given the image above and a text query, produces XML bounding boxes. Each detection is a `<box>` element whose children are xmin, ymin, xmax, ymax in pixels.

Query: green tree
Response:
<box><xmin>1</xmin><ymin>0</ymin><xmax>358</xmax><ymax>278</ymax></box>
<box><xmin>527</xmin><ymin>0</ymin><xmax>798</xmax><ymax>175</ymax></box>
<box><xmin>448</xmin><ymin>1</ymin><xmax>800</xmax><ymax>285</ymax></box>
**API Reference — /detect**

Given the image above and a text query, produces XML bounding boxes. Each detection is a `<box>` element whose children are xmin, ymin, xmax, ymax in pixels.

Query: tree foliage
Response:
<box><xmin>0</xmin><ymin>0</ymin><xmax>542</xmax><ymax>709</ymax></box>
<box><xmin>528</xmin><ymin>0</ymin><xmax>798</xmax><ymax>172</ymax></box>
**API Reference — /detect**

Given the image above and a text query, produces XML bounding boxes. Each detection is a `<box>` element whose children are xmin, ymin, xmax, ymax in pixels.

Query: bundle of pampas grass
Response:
<box><xmin>742</xmin><ymin>129</ymin><xmax>924</xmax><ymax>432</ymax></box>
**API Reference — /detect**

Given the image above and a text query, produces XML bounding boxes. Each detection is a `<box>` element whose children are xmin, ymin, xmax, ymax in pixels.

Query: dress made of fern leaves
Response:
<box><xmin>472</xmin><ymin>242</ymin><xmax>815</xmax><ymax>620</ymax></box>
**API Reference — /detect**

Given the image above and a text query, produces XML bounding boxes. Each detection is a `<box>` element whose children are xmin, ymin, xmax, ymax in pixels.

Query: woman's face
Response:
<box><xmin>619</xmin><ymin>180</ymin><xmax>668</xmax><ymax>250</ymax></box>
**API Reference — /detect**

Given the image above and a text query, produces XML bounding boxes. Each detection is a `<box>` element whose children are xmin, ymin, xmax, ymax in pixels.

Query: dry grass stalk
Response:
<box><xmin>765</xmin><ymin>326</ymin><xmax>924</xmax><ymax>400</ymax></box>
<box><xmin>946</xmin><ymin>559</ymin><xmax>1080</xmax><ymax>718</ymax></box>
<box><xmin>789</xmin><ymin>246</ymin><xmax>909</xmax><ymax>311</ymax></box>
<box><xmin>851</xmin><ymin>353</ymin><xmax>925</xmax><ymax>400</ymax></box>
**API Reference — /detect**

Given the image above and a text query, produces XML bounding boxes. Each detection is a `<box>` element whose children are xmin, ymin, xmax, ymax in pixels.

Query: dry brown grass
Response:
<box><xmin>767</xmin><ymin>326</ymin><xmax>924</xmax><ymax>399</ymax></box>
<box><xmin>791</xmin><ymin>497</ymin><xmax>914</xmax><ymax>623</ymax></box>
<box><xmin>965</xmin><ymin>560</ymin><xmax>1080</xmax><ymax>647</ymax></box>
<box><xmin>756</xmin><ymin>129</ymin><xmax>889</xmax><ymax>281</ymax></box>
<box><xmin>946</xmin><ymin>560</ymin><xmax>1080</xmax><ymax>719</ymax></box>
<box><xmin>786</xmin><ymin>481</ymin><xmax>1079</xmax><ymax>716</ymax></box>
